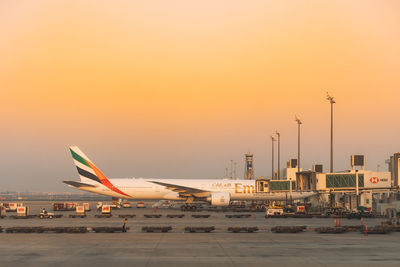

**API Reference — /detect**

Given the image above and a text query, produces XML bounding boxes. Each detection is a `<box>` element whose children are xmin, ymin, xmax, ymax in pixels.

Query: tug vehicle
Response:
<box><xmin>39</xmin><ymin>211</ymin><xmax>55</xmax><ymax>219</ymax></box>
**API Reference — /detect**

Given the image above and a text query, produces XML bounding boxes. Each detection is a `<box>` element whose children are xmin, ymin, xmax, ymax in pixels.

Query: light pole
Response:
<box><xmin>271</xmin><ymin>135</ymin><xmax>275</xmax><ymax>179</ymax></box>
<box><xmin>233</xmin><ymin>162</ymin><xmax>237</xmax><ymax>179</ymax></box>
<box><xmin>275</xmin><ymin>131</ymin><xmax>281</xmax><ymax>180</ymax></box>
<box><xmin>327</xmin><ymin>92</ymin><xmax>335</xmax><ymax>173</ymax></box>
<box><xmin>355</xmin><ymin>170</ymin><xmax>359</xmax><ymax>208</ymax></box>
<box><xmin>295</xmin><ymin>115</ymin><xmax>302</xmax><ymax>173</ymax></box>
<box><xmin>294</xmin><ymin>116</ymin><xmax>302</xmax><ymax>205</ymax></box>
<box><xmin>230</xmin><ymin>160</ymin><xmax>233</xmax><ymax>179</ymax></box>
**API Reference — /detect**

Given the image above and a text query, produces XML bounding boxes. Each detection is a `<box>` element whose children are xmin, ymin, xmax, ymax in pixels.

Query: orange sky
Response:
<box><xmin>1</xmin><ymin>1</ymin><xmax>400</xmax><ymax>191</ymax></box>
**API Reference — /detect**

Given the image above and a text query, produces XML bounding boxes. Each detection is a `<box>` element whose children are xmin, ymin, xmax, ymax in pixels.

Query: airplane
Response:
<box><xmin>64</xmin><ymin>146</ymin><xmax>316</xmax><ymax>210</ymax></box>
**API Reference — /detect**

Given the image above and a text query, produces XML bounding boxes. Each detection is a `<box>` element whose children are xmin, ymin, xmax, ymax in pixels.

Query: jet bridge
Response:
<box><xmin>256</xmin><ymin>179</ymin><xmax>270</xmax><ymax>193</ymax></box>
<box><xmin>256</xmin><ymin>179</ymin><xmax>297</xmax><ymax>193</ymax></box>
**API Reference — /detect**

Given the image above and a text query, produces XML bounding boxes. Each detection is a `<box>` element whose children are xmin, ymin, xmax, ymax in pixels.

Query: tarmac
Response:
<box><xmin>1</xmin><ymin>201</ymin><xmax>399</xmax><ymax>266</ymax></box>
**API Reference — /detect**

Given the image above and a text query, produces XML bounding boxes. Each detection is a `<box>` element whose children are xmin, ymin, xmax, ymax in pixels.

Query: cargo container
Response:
<box><xmin>136</xmin><ymin>201</ymin><xmax>146</xmax><ymax>208</ymax></box>
<box><xmin>4</xmin><ymin>202</ymin><xmax>23</xmax><ymax>212</ymax></box>
<box><xmin>0</xmin><ymin>205</ymin><xmax>6</xmax><ymax>217</ymax></box>
<box><xmin>122</xmin><ymin>202</ymin><xmax>132</xmax><ymax>208</ymax></box>
<box><xmin>76</xmin><ymin>206</ymin><xmax>85</xmax><ymax>216</ymax></box>
<box><xmin>83</xmin><ymin>203</ymin><xmax>91</xmax><ymax>211</ymax></box>
<box><xmin>53</xmin><ymin>202</ymin><xmax>77</xmax><ymax>211</ymax></box>
<box><xmin>97</xmin><ymin>202</ymin><xmax>120</xmax><ymax>210</ymax></box>
<box><xmin>101</xmin><ymin>205</ymin><xmax>111</xmax><ymax>215</ymax></box>
<box><xmin>17</xmin><ymin>206</ymin><xmax>28</xmax><ymax>217</ymax></box>
<box><xmin>296</xmin><ymin>205</ymin><xmax>306</xmax><ymax>213</ymax></box>
<box><xmin>66</xmin><ymin>203</ymin><xmax>76</xmax><ymax>210</ymax></box>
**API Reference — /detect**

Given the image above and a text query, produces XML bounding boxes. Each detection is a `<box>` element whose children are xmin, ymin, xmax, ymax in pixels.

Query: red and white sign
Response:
<box><xmin>102</xmin><ymin>205</ymin><xmax>111</xmax><ymax>214</ymax></box>
<box><xmin>76</xmin><ymin>206</ymin><xmax>85</xmax><ymax>214</ymax></box>
<box><xmin>83</xmin><ymin>203</ymin><xmax>90</xmax><ymax>211</ymax></box>
<box><xmin>364</xmin><ymin>171</ymin><xmax>391</xmax><ymax>188</ymax></box>
<box><xmin>67</xmin><ymin>203</ymin><xmax>76</xmax><ymax>209</ymax></box>
<box><xmin>370</xmin><ymin>177</ymin><xmax>380</xmax><ymax>184</ymax></box>
<box><xmin>17</xmin><ymin>206</ymin><xmax>27</xmax><ymax>216</ymax></box>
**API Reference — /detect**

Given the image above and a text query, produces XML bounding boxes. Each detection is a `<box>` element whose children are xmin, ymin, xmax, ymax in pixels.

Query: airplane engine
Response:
<box><xmin>208</xmin><ymin>192</ymin><xmax>230</xmax><ymax>206</ymax></box>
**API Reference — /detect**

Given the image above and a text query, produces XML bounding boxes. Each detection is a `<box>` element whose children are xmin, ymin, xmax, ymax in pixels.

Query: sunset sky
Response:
<box><xmin>1</xmin><ymin>1</ymin><xmax>400</xmax><ymax>191</ymax></box>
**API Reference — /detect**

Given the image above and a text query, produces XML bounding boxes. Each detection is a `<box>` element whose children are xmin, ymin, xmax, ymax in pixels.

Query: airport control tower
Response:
<box><xmin>244</xmin><ymin>153</ymin><xmax>255</xmax><ymax>180</ymax></box>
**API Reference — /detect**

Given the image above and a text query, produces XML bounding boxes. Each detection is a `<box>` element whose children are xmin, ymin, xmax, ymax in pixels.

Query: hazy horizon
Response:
<box><xmin>1</xmin><ymin>1</ymin><xmax>400</xmax><ymax>191</ymax></box>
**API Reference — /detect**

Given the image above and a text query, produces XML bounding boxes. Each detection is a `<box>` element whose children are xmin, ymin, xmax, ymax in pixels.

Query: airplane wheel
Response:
<box><xmin>191</xmin><ymin>206</ymin><xmax>197</xmax><ymax>211</ymax></box>
<box><xmin>181</xmin><ymin>205</ymin><xmax>187</xmax><ymax>211</ymax></box>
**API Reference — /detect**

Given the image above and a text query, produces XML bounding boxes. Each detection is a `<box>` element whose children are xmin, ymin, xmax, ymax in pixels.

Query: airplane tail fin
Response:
<box><xmin>69</xmin><ymin>146</ymin><xmax>131</xmax><ymax>197</ymax></box>
<box><xmin>69</xmin><ymin>146</ymin><xmax>107</xmax><ymax>185</ymax></box>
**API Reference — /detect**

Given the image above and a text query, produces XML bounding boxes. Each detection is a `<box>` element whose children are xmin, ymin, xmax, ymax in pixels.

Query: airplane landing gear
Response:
<box><xmin>181</xmin><ymin>205</ymin><xmax>197</xmax><ymax>211</ymax></box>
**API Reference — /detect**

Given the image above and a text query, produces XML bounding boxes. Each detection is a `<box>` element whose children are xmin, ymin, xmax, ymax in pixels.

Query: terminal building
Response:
<box><xmin>296</xmin><ymin>169</ymin><xmax>391</xmax><ymax>211</ymax></box>
<box><xmin>267</xmin><ymin>154</ymin><xmax>399</xmax><ymax>213</ymax></box>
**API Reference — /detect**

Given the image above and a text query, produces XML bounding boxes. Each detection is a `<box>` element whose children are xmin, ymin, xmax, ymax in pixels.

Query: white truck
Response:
<box><xmin>266</xmin><ymin>207</ymin><xmax>284</xmax><ymax>216</ymax></box>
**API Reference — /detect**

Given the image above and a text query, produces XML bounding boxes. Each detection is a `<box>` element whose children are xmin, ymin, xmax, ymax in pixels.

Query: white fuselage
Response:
<box><xmin>79</xmin><ymin>178</ymin><xmax>315</xmax><ymax>201</ymax></box>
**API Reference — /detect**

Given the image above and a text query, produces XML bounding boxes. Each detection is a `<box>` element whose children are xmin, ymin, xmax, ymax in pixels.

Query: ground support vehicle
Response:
<box><xmin>39</xmin><ymin>211</ymin><xmax>61</xmax><ymax>219</ymax></box>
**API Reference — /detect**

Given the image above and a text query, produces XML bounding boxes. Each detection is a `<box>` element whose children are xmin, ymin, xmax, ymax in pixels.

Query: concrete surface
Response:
<box><xmin>0</xmin><ymin>201</ymin><xmax>399</xmax><ymax>266</ymax></box>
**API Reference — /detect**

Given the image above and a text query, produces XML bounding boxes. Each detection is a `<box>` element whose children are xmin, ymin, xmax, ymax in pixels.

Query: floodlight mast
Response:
<box><xmin>326</xmin><ymin>92</ymin><xmax>335</xmax><ymax>173</ymax></box>
<box><xmin>293</xmin><ymin>116</ymin><xmax>302</xmax><ymax>205</ymax></box>
<box><xmin>271</xmin><ymin>135</ymin><xmax>275</xmax><ymax>179</ymax></box>
<box><xmin>275</xmin><ymin>131</ymin><xmax>280</xmax><ymax>180</ymax></box>
<box><xmin>295</xmin><ymin>115</ymin><xmax>302</xmax><ymax>173</ymax></box>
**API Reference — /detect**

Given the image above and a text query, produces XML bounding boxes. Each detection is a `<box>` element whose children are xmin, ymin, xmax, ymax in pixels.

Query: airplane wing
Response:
<box><xmin>149</xmin><ymin>181</ymin><xmax>210</xmax><ymax>198</ymax></box>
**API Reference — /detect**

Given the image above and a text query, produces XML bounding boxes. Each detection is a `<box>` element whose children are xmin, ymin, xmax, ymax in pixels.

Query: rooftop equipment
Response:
<box><xmin>313</xmin><ymin>164</ymin><xmax>323</xmax><ymax>173</ymax></box>
<box><xmin>351</xmin><ymin>155</ymin><xmax>365</xmax><ymax>170</ymax></box>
